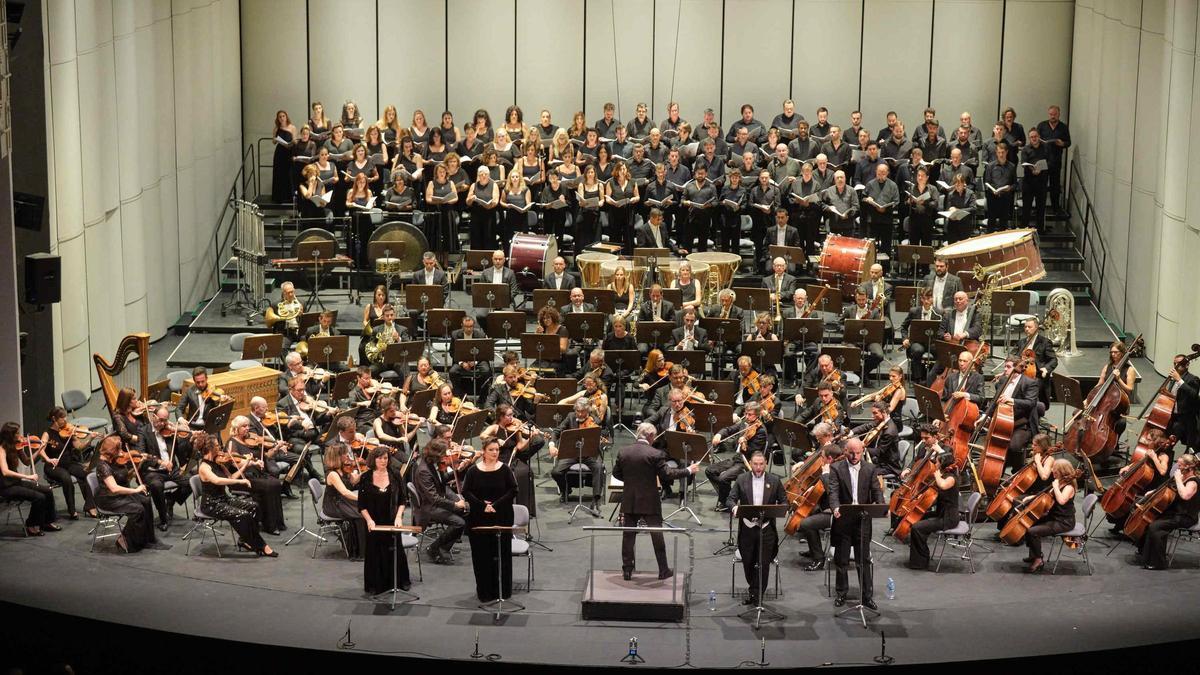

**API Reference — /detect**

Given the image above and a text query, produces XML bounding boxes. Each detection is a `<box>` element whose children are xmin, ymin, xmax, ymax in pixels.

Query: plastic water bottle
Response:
<box><xmin>886</xmin><ymin>577</ymin><xmax>896</xmax><ymax>601</ymax></box>
<box><xmin>708</xmin><ymin>590</ymin><xmax>717</xmax><ymax>611</ymax></box>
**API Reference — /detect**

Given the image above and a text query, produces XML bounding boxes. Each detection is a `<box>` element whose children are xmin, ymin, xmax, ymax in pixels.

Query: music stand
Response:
<box><xmin>473</xmin><ymin>524</ymin><xmax>528</xmax><ymax>622</ymax></box>
<box><xmin>912</xmin><ymin>384</ymin><xmax>946</xmax><ymax>424</ymax></box>
<box><xmin>565</xmin><ymin>312</ymin><xmax>606</xmax><ymax>345</ymax></box>
<box><xmin>451</xmin><ymin>409</ymin><xmax>489</xmax><ymax>446</ymax></box>
<box><xmin>407</xmin><ymin>388</ymin><xmax>438</xmax><ymax>419</ymax></box>
<box><xmin>520</xmin><ymin>333</ymin><xmax>561</xmax><ymax>370</ymax></box>
<box><xmin>533</xmin><ymin>378</ymin><xmax>576</xmax><ymax>404</ymax></box>
<box><xmin>454</xmin><ymin>339</ymin><xmax>495</xmax><ymax>400</ymax></box>
<box><xmin>691</xmin><ymin>403</ymin><xmax>734</xmax><ymax>434</ymax></box>
<box><xmin>806</xmin><ymin>284</ymin><xmax>843</xmax><ymax>318</ymax></box>
<box><xmin>769</xmin><ymin>244</ymin><xmax>807</xmax><ymax>272</ymax></box>
<box><xmin>735</xmin><ymin>503</ymin><xmax>790</xmax><ymax>629</ymax></box>
<box><xmin>691</xmin><ymin>381</ymin><xmax>736</xmax><ymax>406</ymax></box>
<box><xmin>892</xmin><ymin>285</ymin><xmax>922</xmax><ymax>315</ymax></box>
<box><xmin>664</xmin><ymin>350</ymin><xmax>706</xmax><ymax>374</ymax></box>
<box><xmin>633</xmin><ymin>248</ymin><xmax>670</xmax><ymax>265</ymax></box>
<box><xmin>425</xmin><ymin>309</ymin><xmax>464</xmax><ymax>361</ymax></box>
<box><xmin>535</xmin><ymin>403</ymin><xmax>574</xmax><ymax>430</ymax></box>
<box><xmin>331</xmin><ymin>370</ymin><xmax>358</xmax><ymax>401</ymax></box>
<box><xmin>582</xmin><ymin>288</ymin><xmax>616</xmax><ymax>315</ymax></box>
<box><xmin>202</xmin><ymin>400</ymin><xmax>235</xmax><ymax>444</ymax></box>
<box><xmin>734</xmin><ymin>288</ymin><xmax>772</xmax><ymax>327</ymax></box>
<box><xmin>1052</xmin><ymin>372</ymin><xmax>1084</xmax><ymax>436</ymax></box>
<box><xmin>487</xmin><ymin>311</ymin><xmax>526</xmax><ymax>342</ymax></box>
<box><xmin>462</xmin><ymin>249</ymin><xmax>495</xmax><ymax>271</ymax></box>
<box><xmin>242</xmin><ymin>334</ymin><xmax>285</xmax><ymax>365</ymax></box>
<box><xmin>843</xmin><ymin>320</ymin><xmax>885</xmax><ymax>386</ymax></box>
<box><xmin>907</xmin><ymin>320</ymin><xmax>941</xmax><ymax>349</ymax></box>
<box><xmin>834</xmin><ymin>503</ymin><xmax>891</xmax><ymax>628</ymax></box>
<box><xmin>406</xmin><ymin>284</ymin><xmax>445</xmax><ymax>325</ymax></box>
<box><xmin>991</xmin><ymin>290</ymin><xmax>1031</xmax><ymax>351</ymax></box>
<box><xmin>369</xmin><ymin>525</ymin><xmax>422</xmax><ymax>608</ymax></box>
<box><xmin>295</xmin><ymin>239</ymin><xmax>338</xmax><ymax>310</ymax></box>
<box><xmin>636</xmin><ymin>321</ymin><xmax>675</xmax><ymax>350</ymax></box>
<box><xmin>772</xmin><ymin>418</ymin><xmax>811</xmax><ymax>474</ymax></box>
<box><xmin>820</xmin><ymin>345</ymin><xmax>862</xmax><ymax>392</ymax></box>
<box><xmin>604</xmin><ymin>350</ymin><xmax>642</xmax><ymax>435</ymax></box>
<box><xmin>532</xmin><ymin>289</ymin><xmax>570</xmax><ymax>312</ymax></box>
<box><xmin>740</xmin><ymin>340</ymin><xmax>784</xmax><ymax>377</ymax></box>
<box><xmin>663</xmin><ymin>431</ymin><xmax>707</xmax><ymax>524</ymax></box>
<box><xmin>559</xmin><ymin>426</ymin><xmax>603</xmax><ymax>521</ymax></box>
<box><xmin>296</xmin><ymin>311</ymin><xmax>326</xmax><ymax>338</ymax></box>
<box><xmin>472</xmin><ymin>283</ymin><xmax>511</xmax><ymax>310</ymax></box>
<box><xmin>895</xmin><ymin>244</ymin><xmax>934</xmax><ymax>286</ymax></box>
<box><xmin>932</xmin><ymin>340</ymin><xmax>962</xmax><ymax>372</ymax></box>
<box><xmin>659</xmin><ymin>288</ymin><xmax>683</xmax><ymax>309</ymax></box>
<box><xmin>699</xmin><ymin>318</ymin><xmax>742</xmax><ymax>345</ymax></box>
<box><xmin>383</xmin><ymin>341</ymin><xmax>426</xmax><ymax>372</ymax></box>
<box><xmin>307</xmin><ymin>335</ymin><xmax>349</xmax><ymax>373</ymax></box>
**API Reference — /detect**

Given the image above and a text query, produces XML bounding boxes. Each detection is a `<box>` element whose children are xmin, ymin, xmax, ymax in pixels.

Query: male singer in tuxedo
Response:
<box><xmin>727</xmin><ymin>451</ymin><xmax>786</xmax><ymax>605</ymax></box>
<box><xmin>828</xmin><ymin>439</ymin><xmax>884</xmax><ymax>609</ymax></box>
<box><xmin>613</xmin><ymin>423</ymin><xmax>699</xmax><ymax>580</ymax></box>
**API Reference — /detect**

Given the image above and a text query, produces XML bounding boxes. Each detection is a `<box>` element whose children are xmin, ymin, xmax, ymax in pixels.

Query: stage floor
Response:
<box><xmin>2</xmin><ymin>465</ymin><xmax>1198</xmax><ymax>669</ymax></box>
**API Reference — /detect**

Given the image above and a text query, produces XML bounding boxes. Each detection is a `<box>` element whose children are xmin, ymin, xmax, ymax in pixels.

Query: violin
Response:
<box><xmin>262</xmin><ymin>411</ymin><xmax>292</xmax><ymax>427</ymax></box>
<box><xmin>580</xmin><ymin>416</ymin><xmax>598</xmax><ymax>429</ymax></box>
<box><xmin>759</xmin><ymin>395</ymin><xmax>777</xmax><ymax>422</ymax></box>
<box><xmin>1101</xmin><ymin>436</ymin><xmax>1175</xmax><ymax>519</ymax></box>
<box><xmin>510</xmin><ymin>379</ymin><xmax>548</xmax><ymax>401</ymax></box>
<box><xmin>131</xmin><ymin>399</ymin><xmax>166</xmax><ymax>417</ymax></box>
<box><xmin>740</xmin><ymin>371</ymin><xmax>762</xmax><ymax>396</ymax></box>
<box><xmin>656</xmin><ymin>360</ymin><xmax>673</xmax><ymax>378</ymax></box>
<box><xmin>57</xmin><ymin>423</ymin><xmax>99</xmax><ymax>440</ymax></box>
<box><xmin>161</xmin><ymin>424</ymin><xmax>192</xmax><ymax>439</ymax></box>
<box><xmin>115</xmin><ymin>450</ymin><xmax>148</xmax><ymax>466</ymax></box>
<box><xmin>349</xmin><ymin>438</ymin><xmax>382</xmax><ymax>453</ymax></box>
<box><xmin>439</xmin><ymin>444</ymin><xmax>477</xmax><ymax>472</ymax></box>
<box><xmin>16</xmin><ymin>436</ymin><xmax>44</xmax><ymax>452</ymax></box>
<box><xmin>201</xmin><ymin>386</ymin><xmax>228</xmax><ymax>401</ymax></box>
<box><xmin>676</xmin><ymin>406</ymin><xmax>695</xmax><ymax>432</ymax></box>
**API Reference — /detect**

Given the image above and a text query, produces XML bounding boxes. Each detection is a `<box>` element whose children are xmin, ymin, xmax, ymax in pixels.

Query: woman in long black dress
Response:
<box><xmin>196</xmin><ymin>434</ymin><xmax>275</xmax><ymax>556</ymax></box>
<box><xmin>93</xmin><ymin>435</ymin><xmax>156</xmax><ymax>553</ymax></box>
<box><xmin>226</xmin><ymin>416</ymin><xmax>286</xmax><ymax>534</ymax></box>
<box><xmin>0</xmin><ymin>422</ymin><xmax>59</xmax><ymax>536</ymax></box>
<box><xmin>1022</xmin><ymin>458</ymin><xmax>1077</xmax><ymax>573</ymax></box>
<box><xmin>359</xmin><ymin>446</ymin><xmax>411</xmax><ymax>594</ymax></box>
<box><xmin>271</xmin><ymin>110</ymin><xmax>297</xmax><ymax>203</ymax></box>
<box><xmin>462</xmin><ymin>438</ymin><xmax>518</xmax><ymax>602</ymax></box>
<box><xmin>322</xmin><ymin>444</ymin><xmax>365</xmax><ymax>559</ymax></box>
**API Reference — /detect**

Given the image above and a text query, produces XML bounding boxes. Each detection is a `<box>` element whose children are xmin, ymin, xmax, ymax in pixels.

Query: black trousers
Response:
<box><xmin>451</xmin><ymin>363</ymin><xmax>493</xmax><ymax>398</ymax></box>
<box><xmin>0</xmin><ymin>482</ymin><xmax>56</xmax><ymax>527</ymax></box>
<box><xmin>1021</xmin><ymin>176</ymin><xmax>1048</xmax><ymax>230</ymax></box>
<box><xmin>469</xmin><ymin>206</ymin><xmax>496</xmax><ymax>250</ymax></box>
<box><xmin>1138</xmin><ymin>514</ymin><xmax>1197</xmax><ymax>568</ymax></box>
<box><xmin>907</xmin><ymin>342</ymin><xmax>929</xmax><ymax>383</ymax></box>
<box><xmin>798</xmin><ymin>512</ymin><xmax>832</xmax><ymax>557</ymax></box>
<box><xmin>686</xmin><ymin>209</ymin><xmax>712</xmax><ymax>252</ymax></box>
<box><xmin>44</xmin><ymin>459</ymin><xmax>94</xmax><ymax>514</ymax></box>
<box><xmin>424</xmin><ymin>505</ymin><xmax>466</xmax><ymax>554</ymax></box>
<box><xmin>985</xmin><ymin>193</ymin><xmax>1014</xmax><ymax>231</ymax></box>
<box><xmin>1025</xmin><ymin>519</ymin><xmax>1071</xmax><ymax>559</ymax></box>
<box><xmin>1004</xmin><ymin>419</ymin><xmax>1033</xmax><ymax>473</ymax></box>
<box><xmin>738</xmin><ymin>522</ymin><xmax>779</xmax><ymax>600</ymax></box>
<box><xmin>551</xmin><ymin>456</ymin><xmax>604</xmax><ymax>499</ymax></box>
<box><xmin>833</xmin><ymin>515</ymin><xmax>873</xmax><ymax>600</ymax></box>
<box><xmin>142</xmin><ymin>470</ymin><xmax>192</xmax><ymax>524</ymax></box>
<box><xmin>621</xmin><ymin>511</ymin><xmax>670</xmax><ymax>573</ymax></box>
<box><xmin>907</xmin><ymin>213</ymin><xmax>935</xmax><ymax>246</ymax></box>
<box><xmin>868</xmin><ymin>218</ymin><xmax>893</xmax><ymax>258</ymax></box>
<box><xmin>704</xmin><ymin>456</ymin><xmax>746</xmax><ymax>506</ymax></box>
<box><xmin>576</xmin><ymin>208</ymin><xmax>600</xmax><ymax>251</ymax></box>
<box><xmin>468</xmin><ymin>530</ymin><xmax>513</xmax><ymax>601</ymax></box>
<box><xmin>719</xmin><ymin>210</ymin><xmax>741</xmax><ymax>253</ymax></box>
<box><xmin>793</xmin><ymin>206</ymin><xmax>823</xmax><ymax>256</ymax></box>
<box><xmin>908</xmin><ymin>512</ymin><xmax>955</xmax><ymax>568</ymax></box>
<box><xmin>751</xmin><ymin>211</ymin><xmax>771</xmax><ymax>270</ymax></box>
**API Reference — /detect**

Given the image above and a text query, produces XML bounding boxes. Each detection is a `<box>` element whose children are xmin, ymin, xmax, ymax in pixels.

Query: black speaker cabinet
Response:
<box><xmin>24</xmin><ymin>252</ymin><xmax>60</xmax><ymax>305</ymax></box>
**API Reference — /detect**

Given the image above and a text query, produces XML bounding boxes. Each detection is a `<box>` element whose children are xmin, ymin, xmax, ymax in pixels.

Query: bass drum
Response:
<box><xmin>935</xmin><ymin>228</ymin><xmax>1045</xmax><ymax>292</ymax></box>
<box><xmin>509</xmin><ymin>232</ymin><xmax>557</xmax><ymax>292</ymax></box>
<box><xmin>817</xmin><ymin>234</ymin><xmax>875</xmax><ymax>299</ymax></box>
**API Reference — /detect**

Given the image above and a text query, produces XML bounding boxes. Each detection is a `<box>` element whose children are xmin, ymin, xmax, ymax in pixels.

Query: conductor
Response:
<box><xmin>613</xmin><ymin>423</ymin><xmax>700</xmax><ymax>581</ymax></box>
<box><xmin>828</xmin><ymin>439</ymin><xmax>884</xmax><ymax>609</ymax></box>
<box><xmin>727</xmin><ymin>451</ymin><xmax>786</xmax><ymax>605</ymax></box>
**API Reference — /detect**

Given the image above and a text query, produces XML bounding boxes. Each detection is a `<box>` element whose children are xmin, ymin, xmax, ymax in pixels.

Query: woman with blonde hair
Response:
<box><xmin>500</xmin><ymin>172</ymin><xmax>531</xmax><ymax>250</ymax></box>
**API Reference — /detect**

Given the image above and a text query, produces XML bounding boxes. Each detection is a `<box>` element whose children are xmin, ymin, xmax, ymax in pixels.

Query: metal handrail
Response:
<box><xmin>204</xmin><ymin>144</ymin><xmax>257</xmax><ymax>301</ymax></box>
<box><xmin>1068</xmin><ymin>159</ymin><xmax>1109</xmax><ymax>308</ymax></box>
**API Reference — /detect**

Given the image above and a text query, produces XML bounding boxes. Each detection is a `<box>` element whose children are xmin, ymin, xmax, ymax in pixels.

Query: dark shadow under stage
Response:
<box><xmin>2</xmin><ymin>478</ymin><xmax>1199</xmax><ymax>671</ymax></box>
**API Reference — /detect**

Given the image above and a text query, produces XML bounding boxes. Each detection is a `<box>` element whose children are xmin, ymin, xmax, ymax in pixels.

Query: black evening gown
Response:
<box><xmin>200</xmin><ymin>460</ymin><xmax>266</xmax><ymax>552</ymax></box>
<box><xmin>94</xmin><ymin>460</ymin><xmax>156</xmax><ymax>551</ymax></box>
<box><xmin>359</xmin><ymin>469</ymin><xmax>412</xmax><ymax>595</ymax></box>
<box><xmin>322</xmin><ymin>470</ymin><xmax>365</xmax><ymax>558</ymax></box>
<box><xmin>272</xmin><ymin>129</ymin><xmax>295</xmax><ymax>203</ymax></box>
<box><xmin>462</xmin><ymin>464</ymin><xmax>518</xmax><ymax>602</ymax></box>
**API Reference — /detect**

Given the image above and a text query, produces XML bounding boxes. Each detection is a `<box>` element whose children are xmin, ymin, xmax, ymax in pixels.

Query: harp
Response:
<box><xmin>93</xmin><ymin>332</ymin><xmax>151</xmax><ymax>413</ymax></box>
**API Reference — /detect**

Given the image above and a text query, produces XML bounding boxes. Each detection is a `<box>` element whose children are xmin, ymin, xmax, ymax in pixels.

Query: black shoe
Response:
<box><xmin>559</xmin><ymin>495</ymin><xmax>567</xmax><ymax>504</ymax></box>
<box><xmin>622</xmin><ymin>569</ymin><xmax>633</xmax><ymax>581</ymax></box>
<box><xmin>799</xmin><ymin>550</ymin><xmax>816</xmax><ymax>559</ymax></box>
<box><xmin>834</xmin><ymin>593</ymin><xmax>847</xmax><ymax>607</ymax></box>
<box><xmin>157</xmin><ymin>522</ymin><xmax>170</xmax><ymax>533</ymax></box>
<box><xmin>399</xmin><ymin>583</ymin><xmax>412</xmax><ymax>591</ymax></box>
<box><xmin>805</xmin><ymin>560</ymin><xmax>825</xmax><ymax>572</ymax></box>
<box><xmin>658</xmin><ymin>568</ymin><xmax>674</xmax><ymax>580</ymax></box>
<box><xmin>264</xmin><ymin>529</ymin><xmax>280</xmax><ymax>536</ymax></box>
<box><xmin>863</xmin><ymin>598</ymin><xmax>878</xmax><ymax>611</ymax></box>
<box><xmin>43</xmin><ymin>523</ymin><xmax>62</xmax><ymax>532</ymax></box>
<box><xmin>257</xmin><ymin>548</ymin><xmax>279</xmax><ymax>557</ymax></box>
<box><xmin>1022</xmin><ymin>555</ymin><xmax>1036</xmax><ymax>563</ymax></box>
<box><xmin>742</xmin><ymin>596</ymin><xmax>756</xmax><ymax>606</ymax></box>
<box><xmin>905</xmin><ymin>562</ymin><xmax>927</xmax><ymax>570</ymax></box>
<box><xmin>713</xmin><ymin>504</ymin><xmax>730</xmax><ymax>513</ymax></box>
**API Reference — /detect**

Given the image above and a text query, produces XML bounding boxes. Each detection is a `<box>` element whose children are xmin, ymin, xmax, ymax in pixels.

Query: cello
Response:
<box><xmin>1062</xmin><ymin>335</ymin><xmax>1144</xmax><ymax>462</ymax></box>
<box><xmin>998</xmin><ymin>465</ymin><xmax>1084</xmax><ymax>545</ymax></box>
<box><xmin>985</xmin><ymin>443</ymin><xmax>1065</xmax><ymax>521</ymax></box>
<box><xmin>1131</xmin><ymin>345</ymin><xmax>1200</xmax><ymax>461</ymax></box>
<box><xmin>1122</xmin><ymin>481</ymin><xmax>1178</xmax><ymax>541</ymax></box>
<box><xmin>930</xmin><ymin>339</ymin><xmax>988</xmax><ymax>397</ymax></box>
<box><xmin>888</xmin><ymin>441</ymin><xmax>941</xmax><ymax>521</ymax></box>
<box><xmin>782</xmin><ymin>453</ymin><xmax>844</xmax><ymax>536</ymax></box>
<box><xmin>941</xmin><ymin>348</ymin><xmax>986</xmax><ymax>470</ymax></box>
<box><xmin>1100</xmin><ymin>435</ymin><xmax>1174</xmax><ymax>519</ymax></box>
<box><xmin>892</xmin><ymin>449</ymin><xmax>955</xmax><ymax>542</ymax></box>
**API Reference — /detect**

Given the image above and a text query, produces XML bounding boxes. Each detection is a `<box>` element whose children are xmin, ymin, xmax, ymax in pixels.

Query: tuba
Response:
<box><xmin>265</xmin><ymin>298</ymin><xmax>302</xmax><ymax>330</ymax></box>
<box><xmin>365</xmin><ymin>322</ymin><xmax>400</xmax><ymax>365</ymax></box>
<box><xmin>1043</xmin><ymin>288</ymin><xmax>1081</xmax><ymax>357</ymax></box>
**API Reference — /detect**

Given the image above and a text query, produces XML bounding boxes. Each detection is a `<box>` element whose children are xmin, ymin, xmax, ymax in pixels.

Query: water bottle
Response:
<box><xmin>886</xmin><ymin>577</ymin><xmax>896</xmax><ymax>601</ymax></box>
<box><xmin>708</xmin><ymin>590</ymin><xmax>717</xmax><ymax>611</ymax></box>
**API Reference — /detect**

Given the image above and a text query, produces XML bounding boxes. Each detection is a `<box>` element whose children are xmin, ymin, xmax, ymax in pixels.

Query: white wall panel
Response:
<box><xmin>791</xmin><ymin>0</ymin><xmax>862</xmax><ymax>136</ymax></box>
<box><xmin>242</xmin><ymin>0</ymin><xmax>307</xmax><ymax>150</ymax></box>
<box><xmin>584</xmin><ymin>0</ymin><xmax>654</xmax><ymax>124</ymax></box>
<box><xmin>447</xmin><ymin>0</ymin><xmax>515</xmax><ymax>125</ymax></box>
<box><xmin>378</xmin><ymin>0</ymin><xmax>446</xmax><ymax>126</ymax></box>
<box><xmin>930</xmin><ymin>0</ymin><xmax>1002</xmax><ymax>127</ymax></box>
<box><xmin>1000</xmin><ymin>1</ymin><xmax>1074</xmax><ymax>126</ymax></box>
<box><xmin>722</xmin><ymin>0</ymin><xmax>791</xmax><ymax>127</ymax></box>
<box><xmin>861</xmin><ymin>0</ymin><xmax>933</xmax><ymax>133</ymax></box>
<box><xmin>309</xmin><ymin>0</ymin><xmax>379</xmax><ymax>125</ymax></box>
<box><xmin>652</xmin><ymin>0</ymin><xmax>722</xmax><ymax>124</ymax></box>
<box><xmin>517</xmin><ymin>0</ymin><xmax>584</xmax><ymax>125</ymax></box>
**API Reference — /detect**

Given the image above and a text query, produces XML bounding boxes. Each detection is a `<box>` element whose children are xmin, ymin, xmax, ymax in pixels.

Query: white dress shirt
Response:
<box><xmin>848</xmin><ymin>462</ymin><xmax>861</xmax><ymax>505</ymax></box>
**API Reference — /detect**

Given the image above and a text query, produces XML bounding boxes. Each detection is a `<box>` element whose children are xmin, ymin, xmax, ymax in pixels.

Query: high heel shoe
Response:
<box><xmin>257</xmin><ymin>547</ymin><xmax>279</xmax><ymax>557</ymax></box>
<box><xmin>1027</xmin><ymin>558</ymin><xmax>1044</xmax><ymax>574</ymax></box>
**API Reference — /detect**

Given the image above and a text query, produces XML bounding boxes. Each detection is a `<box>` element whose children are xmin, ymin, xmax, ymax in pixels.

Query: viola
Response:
<box><xmin>985</xmin><ymin>446</ymin><xmax>1065</xmax><ymax>521</ymax></box>
<box><xmin>1100</xmin><ymin>438</ymin><xmax>1173</xmax><ymax>519</ymax></box>
<box><xmin>1063</xmin><ymin>334</ymin><xmax>1143</xmax><ymax>462</ymax></box>
<box><xmin>1123</xmin><ymin>480</ymin><xmax>1180</xmax><ymax>541</ymax></box>
<box><xmin>676</xmin><ymin>407</ymin><xmax>695</xmax><ymax>432</ymax></box>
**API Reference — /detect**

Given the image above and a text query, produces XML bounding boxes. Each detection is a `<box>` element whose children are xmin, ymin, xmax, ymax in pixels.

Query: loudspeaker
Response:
<box><xmin>24</xmin><ymin>252</ymin><xmax>60</xmax><ymax>305</ymax></box>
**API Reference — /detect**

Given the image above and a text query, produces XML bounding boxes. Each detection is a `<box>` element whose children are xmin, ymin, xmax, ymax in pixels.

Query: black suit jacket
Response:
<box><xmin>827</xmin><ymin>460</ymin><xmax>884</xmax><ymax>513</ymax></box>
<box><xmin>543</xmin><ymin>271</ymin><xmax>580</xmax><ymax>291</ymax></box>
<box><xmin>985</xmin><ymin>373</ymin><xmax>1041</xmax><ymax>434</ymax></box>
<box><xmin>763</xmin><ymin>224</ymin><xmax>801</xmax><ymax>250</ymax></box>
<box><xmin>137</xmin><ymin>423</ymin><xmax>192</xmax><ymax>471</ymax></box>
<box><xmin>303</xmin><ymin>324</ymin><xmax>340</xmax><ymax>339</ymax></box>
<box><xmin>900</xmin><ymin>305</ymin><xmax>942</xmax><ymax>343</ymax></box>
<box><xmin>670</xmin><ymin>324</ymin><xmax>708</xmax><ymax>349</ymax></box>
<box><xmin>939</xmin><ymin>305</ymin><xmax>983</xmax><ymax>341</ymax></box>
<box><xmin>852</xmin><ymin>419</ymin><xmax>901</xmax><ymax>475</ymax></box>
<box><xmin>726</xmin><ymin>471</ymin><xmax>787</xmax><ymax>517</ymax></box>
<box><xmin>633</xmin><ymin>222</ymin><xmax>682</xmax><ymax>255</ymax></box>
<box><xmin>920</xmin><ymin>271</ymin><xmax>964</xmax><ymax>310</ymax></box>
<box><xmin>408</xmin><ymin>267</ymin><xmax>450</xmax><ymax>296</ymax></box>
<box><xmin>450</xmin><ymin>328</ymin><xmax>490</xmax><ymax>364</ymax></box>
<box><xmin>940</xmin><ymin>371</ymin><xmax>985</xmax><ymax>406</ymax></box>
<box><xmin>1012</xmin><ymin>333</ymin><xmax>1058</xmax><ymax>376</ymax></box>
<box><xmin>638</xmin><ymin>299</ymin><xmax>676</xmax><ymax>323</ymax></box>
<box><xmin>762</xmin><ymin>273</ymin><xmax>798</xmax><ymax>299</ymax></box>
<box><xmin>479</xmin><ymin>266</ymin><xmax>520</xmax><ymax>305</ymax></box>
<box><xmin>613</xmin><ymin>440</ymin><xmax>690</xmax><ymax>514</ymax></box>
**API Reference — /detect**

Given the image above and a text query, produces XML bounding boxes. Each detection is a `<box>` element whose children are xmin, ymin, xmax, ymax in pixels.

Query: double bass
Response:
<box><xmin>977</xmin><ymin>359</ymin><xmax>1037</xmax><ymax>496</ymax></box>
<box><xmin>1062</xmin><ymin>335</ymin><xmax>1144</xmax><ymax>463</ymax></box>
<box><xmin>1131</xmin><ymin>345</ymin><xmax>1200</xmax><ymax>461</ymax></box>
